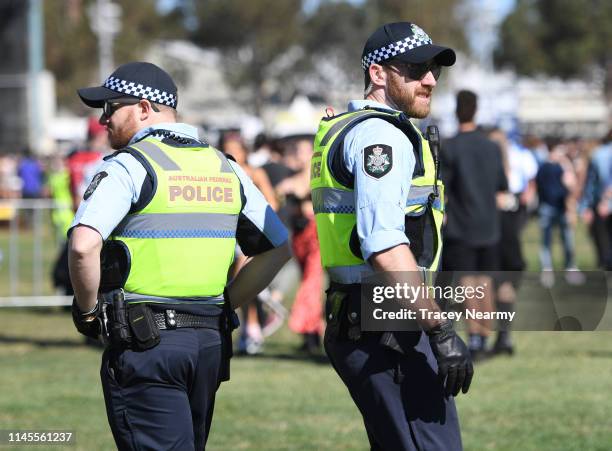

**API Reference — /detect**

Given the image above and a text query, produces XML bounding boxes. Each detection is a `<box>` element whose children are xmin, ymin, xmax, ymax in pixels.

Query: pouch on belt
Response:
<box><xmin>325</xmin><ymin>285</ymin><xmax>362</xmax><ymax>342</ymax></box>
<box><xmin>100</xmin><ymin>289</ymin><xmax>160</xmax><ymax>351</ymax></box>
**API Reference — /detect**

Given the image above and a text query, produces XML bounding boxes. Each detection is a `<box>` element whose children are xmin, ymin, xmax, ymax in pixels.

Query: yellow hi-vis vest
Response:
<box><xmin>48</xmin><ymin>169</ymin><xmax>73</xmax><ymax>240</ymax></box>
<box><xmin>109</xmin><ymin>136</ymin><xmax>242</xmax><ymax>299</ymax></box>
<box><xmin>310</xmin><ymin>108</ymin><xmax>445</xmax><ymax>273</ymax></box>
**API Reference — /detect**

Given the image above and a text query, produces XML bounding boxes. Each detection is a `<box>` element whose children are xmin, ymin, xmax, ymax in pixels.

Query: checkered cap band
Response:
<box><xmin>103</xmin><ymin>76</ymin><xmax>177</xmax><ymax>108</ymax></box>
<box><xmin>361</xmin><ymin>34</ymin><xmax>433</xmax><ymax>70</ymax></box>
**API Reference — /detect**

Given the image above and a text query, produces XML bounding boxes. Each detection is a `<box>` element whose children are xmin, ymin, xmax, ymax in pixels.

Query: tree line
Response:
<box><xmin>44</xmin><ymin>0</ymin><xmax>611</xmax><ymax>113</ymax></box>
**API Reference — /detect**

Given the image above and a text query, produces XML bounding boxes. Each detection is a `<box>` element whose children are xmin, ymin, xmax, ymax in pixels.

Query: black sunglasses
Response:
<box><xmin>386</xmin><ymin>61</ymin><xmax>442</xmax><ymax>81</ymax></box>
<box><xmin>102</xmin><ymin>98</ymin><xmax>160</xmax><ymax>117</ymax></box>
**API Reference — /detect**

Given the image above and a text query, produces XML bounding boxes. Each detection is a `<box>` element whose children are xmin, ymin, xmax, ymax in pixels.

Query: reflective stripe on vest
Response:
<box><xmin>311</xmin><ymin>109</ymin><xmax>445</xmax><ymax>277</ymax></box>
<box><xmin>110</xmin><ymin>137</ymin><xmax>241</xmax><ymax>299</ymax></box>
<box><xmin>311</xmin><ymin>185</ymin><xmax>441</xmax><ymax>214</ymax></box>
<box><xmin>113</xmin><ymin>213</ymin><xmax>238</xmax><ymax>239</ymax></box>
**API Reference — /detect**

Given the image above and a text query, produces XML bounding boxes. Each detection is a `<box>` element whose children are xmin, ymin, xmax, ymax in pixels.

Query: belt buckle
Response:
<box><xmin>165</xmin><ymin>309</ymin><xmax>177</xmax><ymax>329</ymax></box>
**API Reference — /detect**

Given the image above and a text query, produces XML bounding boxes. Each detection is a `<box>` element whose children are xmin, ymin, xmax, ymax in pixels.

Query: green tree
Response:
<box><xmin>299</xmin><ymin>1</ymin><xmax>369</xmax><ymax>93</ymax></box>
<box><xmin>495</xmin><ymin>0</ymin><xmax>612</xmax><ymax>99</ymax></box>
<box><xmin>189</xmin><ymin>0</ymin><xmax>303</xmax><ymax>114</ymax></box>
<box><xmin>44</xmin><ymin>0</ymin><xmax>184</xmax><ymax>111</ymax></box>
<box><xmin>298</xmin><ymin>0</ymin><xmax>468</xmax><ymax>98</ymax></box>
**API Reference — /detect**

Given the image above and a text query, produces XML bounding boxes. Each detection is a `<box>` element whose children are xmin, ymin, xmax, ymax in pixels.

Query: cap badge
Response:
<box><xmin>411</xmin><ymin>24</ymin><xmax>430</xmax><ymax>42</ymax></box>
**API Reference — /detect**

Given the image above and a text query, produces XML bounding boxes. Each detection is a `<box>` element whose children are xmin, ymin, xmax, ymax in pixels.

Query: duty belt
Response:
<box><xmin>153</xmin><ymin>309</ymin><xmax>222</xmax><ymax>330</ymax></box>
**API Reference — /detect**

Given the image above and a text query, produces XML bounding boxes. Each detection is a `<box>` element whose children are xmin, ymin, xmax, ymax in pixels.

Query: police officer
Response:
<box><xmin>310</xmin><ymin>23</ymin><xmax>473</xmax><ymax>450</ymax></box>
<box><xmin>69</xmin><ymin>62</ymin><xmax>290</xmax><ymax>450</ymax></box>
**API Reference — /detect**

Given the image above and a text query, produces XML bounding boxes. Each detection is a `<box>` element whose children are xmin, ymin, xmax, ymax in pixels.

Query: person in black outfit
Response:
<box><xmin>440</xmin><ymin>90</ymin><xmax>508</xmax><ymax>359</ymax></box>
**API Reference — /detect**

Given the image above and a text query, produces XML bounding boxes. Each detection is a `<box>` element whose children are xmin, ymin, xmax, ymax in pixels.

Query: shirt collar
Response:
<box><xmin>129</xmin><ymin>123</ymin><xmax>200</xmax><ymax>145</ymax></box>
<box><xmin>348</xmin><ymin>99</ymin><xmax>399</xmax><ymax>113</ymax></box>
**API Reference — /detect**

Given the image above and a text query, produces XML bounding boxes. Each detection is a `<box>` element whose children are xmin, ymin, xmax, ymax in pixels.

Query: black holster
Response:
<box><xmin>326</xmin><ymin>283</ymin><xmax>406</xmax><ymax>384</ymax></box>
<box><xmin>219</xmin><ymin>290</ymin><xmax>240</xmax><ymax>382</ymax></box>
<box><xmin>101</xmin><ymin>289</ymin><xmax>160</xmax><ymax>351</ymax></box>
<box><xmin>99</xmin><ymin>241</ymin><xmax>129</xmax><ymax>292</ymax></box>
<box><xmin>101</xmin><ymin>289</ymin><xmax>130</xmax><ymax>346</ymax></box>
<box><xmin>325</xmin><ymin>283</ymin><xmax>362</xmax><ymax>342</ymax></box>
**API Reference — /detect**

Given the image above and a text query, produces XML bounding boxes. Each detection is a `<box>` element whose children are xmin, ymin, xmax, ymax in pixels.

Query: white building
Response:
<box><xmin>433</xmin><ymin>55</ymin><xmax>609</xmax><ymax>139</ymax></box>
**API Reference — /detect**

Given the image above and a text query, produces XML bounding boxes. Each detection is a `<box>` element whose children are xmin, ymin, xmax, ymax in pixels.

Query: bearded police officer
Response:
<box><xmin>69</xmin><ymin>62</ymin><xmax>290</xmax><ymax>450</ymax></box>
<box><xmin>310</xmin><ymin>23</ymin><xmax>473</xmax><ymax>449</ymax></box>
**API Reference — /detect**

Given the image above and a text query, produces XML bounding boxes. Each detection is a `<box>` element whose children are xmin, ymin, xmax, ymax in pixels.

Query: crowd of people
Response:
<box><xmin>441</xmin><ymin>89</ymin><xmax>611</xmax><ymax>360</ymax></box>
<box><xmin>1</xmin><ymin>104</ymin><xmax>610</xmax><ymax>358</ymax></box>
<box><xmin>217</xmin><ymin>129</ymin><xmax>324</xmax><ymax>354</ymax></box>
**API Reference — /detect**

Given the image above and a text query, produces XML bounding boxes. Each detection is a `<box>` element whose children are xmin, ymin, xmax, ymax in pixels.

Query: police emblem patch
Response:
<box><xmin>83</xmin><ymin>171</ymin><xmax>108</xmax><ymax>200</ymax></box>
<box><xmin>363</xmin><ymin>144</ymin><xmax>392</xmax><ymax>179</ymax></box>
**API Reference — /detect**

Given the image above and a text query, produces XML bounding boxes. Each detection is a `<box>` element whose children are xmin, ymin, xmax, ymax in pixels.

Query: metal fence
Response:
<box><xmin>0</xmin><ymin>199</ymin><xmax>72</xmax><ymax>307</ymax></box>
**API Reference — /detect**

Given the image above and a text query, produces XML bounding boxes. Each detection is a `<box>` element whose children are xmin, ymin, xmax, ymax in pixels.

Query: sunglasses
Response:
<box><xmin>386</xmin><ymin>61</ymin><xmax>442</xmax><ymax>81</ymax></box>
<box><xmin>102</xmin><ymin>98</ymin><xmax>160</xmax><ymax>117</ymax></box>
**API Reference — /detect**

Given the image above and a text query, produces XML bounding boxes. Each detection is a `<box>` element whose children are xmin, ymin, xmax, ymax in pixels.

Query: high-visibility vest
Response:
<box><xmin>310</xmin><ymin>108</ymin><xmax>445</xmax><ymax>274</ymax></box>
<box><xmin>48</xmin><ymin>168</ymin><xmax>74</xmax><ymax>239</ymax></box>
<box><xmin>109</xmin><ymin>136</ymin><xmax>242</xmax><ymax>299</ymax></box>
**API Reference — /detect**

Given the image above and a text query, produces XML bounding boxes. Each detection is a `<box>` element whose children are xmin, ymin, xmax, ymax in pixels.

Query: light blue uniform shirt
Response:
<box><xmin>70</xmin><ymin>123</ymin><xmax>288</xmax><ymax>248</ymax></box>
<box><xmin>344</xmin><ymin>100</ymin><xmax>415</xmax><ymax>260</ymax></box>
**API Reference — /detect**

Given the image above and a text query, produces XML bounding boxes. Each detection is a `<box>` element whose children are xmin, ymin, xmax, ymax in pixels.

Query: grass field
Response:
<box><xmin>1</xmin><ymin>218</ymin><xmax>612</xmax><ymax>450</ymax></box>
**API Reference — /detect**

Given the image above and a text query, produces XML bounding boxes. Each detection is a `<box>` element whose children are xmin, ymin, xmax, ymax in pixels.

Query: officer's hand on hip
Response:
<box><xmin>71</xmin><ymin>297</ymin><xmax>102</xmax><ymax>339</ymax></box>
<box><xmin>426</xmin><ymin>321</ymin><xmax>474</xmax><ymax>397</ymax></box>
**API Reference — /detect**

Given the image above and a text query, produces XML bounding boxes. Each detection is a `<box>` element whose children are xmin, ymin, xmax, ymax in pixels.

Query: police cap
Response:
<box><xmin>77</xmin><ymin>62</ymin><xmax>178</xmax><ymax>109</ymax></box>
<box><xmin>362</xmin><ymin>22</ymin><xmax>456</xmax><ymax>87</ymax></box>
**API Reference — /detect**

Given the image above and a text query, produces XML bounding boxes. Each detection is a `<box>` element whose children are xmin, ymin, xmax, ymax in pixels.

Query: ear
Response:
<box><xmin>368</xmin><ymin>63</ymin><xmax>387</xmax><ymax>88</ymax></box>
<box><xmin>138</xmin><ymin>99</ymin><xmax>154</xmax><ymax>121</ymax></box>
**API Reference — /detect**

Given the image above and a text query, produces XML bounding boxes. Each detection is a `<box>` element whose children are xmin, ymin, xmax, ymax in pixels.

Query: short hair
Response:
<box><xmin>155</xmin><ymin>103</ymin><xmax>177</xmax><ymax>119</ymax></box>
<box><xmin>456</xmin><ymin>90</ymin><xmax>477</xmax><ymax>123</ymax></box>
<box><xmin>544</xmin><ymin>136</ymin><xmax>562</xmax><ymax>152</ymax></box>
<box><xmin>217</xmin><ymin>130</ymin><xmax>244</xmax><ymax>153</ymax></box>
<box><xmin>254</xmin><ymin>133</ymin><xmax>268</xmax><ymax>150</ymax></box>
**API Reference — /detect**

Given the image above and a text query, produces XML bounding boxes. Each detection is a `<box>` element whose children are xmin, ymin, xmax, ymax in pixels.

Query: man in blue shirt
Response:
<box><xmin>316</xmin><ymin>23</ymin><xmax>472</xmax><ymax>450</ymax></box>
<box><xmin>69</xmin><ymin>62</ymin><xmax>290</xmax><ymax>450</ymax></box>
<box><xmin>535</xmin><ymin>140</ymin><xmax>579</xmax><ymax>287</ymax></box>
<box><xmin>581</xmin><ymin>130</ymin><xmax>612</xmax><ymax>269</ymax></box>
<box><xmin>17</xmin><ymin>148</ymin><xmax>43</xmax><ymax>199</ymax></box>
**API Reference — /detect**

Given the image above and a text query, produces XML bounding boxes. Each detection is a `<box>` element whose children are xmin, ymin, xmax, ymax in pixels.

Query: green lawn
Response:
<box><xmin>1</xmin><ymin>217</ymin><xmax>611</xmax><ymax>450</ymax></box>
<box><xmin>1</xmin><ymin>310</ymin><xmax>612</xmax><ymax>450</ymax></box>
<box><xmin>0</xmin><ymin>218</ymin><xmax>59</xmax><ymax>296</ymax></box>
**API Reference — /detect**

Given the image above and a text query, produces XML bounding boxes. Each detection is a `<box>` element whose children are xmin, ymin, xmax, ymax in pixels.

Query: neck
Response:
<box><xmin>135</xmin><ymin>118</ymin><xmax>178</xmax><ymax>135</ymax></box>
<box><xmin>143</xmin><ymin>116</ymin><xmax>177</xmax><ymax>128</ymax></box>
<box><xmin>459</xmin><ymin>122</ymin><xmax>477</xmax><ymax>132</ymax></box>
<box><xmin>366</xmin><ymin>89</ymin><xmax>400</xmax><ymax>111</ymax></box>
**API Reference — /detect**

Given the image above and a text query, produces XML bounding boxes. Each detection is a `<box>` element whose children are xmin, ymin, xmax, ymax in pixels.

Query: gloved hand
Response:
<box><xmin>71</xmin><ymin>297</ymin><xmax>101</xmax><ymax>340</ymax></box>
<box><xmin>427</xmin><ymin>320</ymin><xmax>474</xmax><ymax>397</ymax></box>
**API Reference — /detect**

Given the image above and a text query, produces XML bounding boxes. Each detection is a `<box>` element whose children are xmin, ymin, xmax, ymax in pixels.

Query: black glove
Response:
<box><xmin>427</xmin><ymin>320</ymin><xmax>474</xmax><ymax>397</ymax></box>
<box><xmin>71</xmin><ymin>298</ymin><xmax>101</xmax><ymax>340</ymax></box>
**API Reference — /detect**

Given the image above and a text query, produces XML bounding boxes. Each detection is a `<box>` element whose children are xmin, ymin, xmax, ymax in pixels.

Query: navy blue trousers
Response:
<box><xmin>101</xmin><ymin>328</ymin><xmax>223</xmax><ymax>451</ymax></box>
<box><xmin>325</xmin><ymin>329</ymin><xmax>463</xmax><ymax>450</ymax></box>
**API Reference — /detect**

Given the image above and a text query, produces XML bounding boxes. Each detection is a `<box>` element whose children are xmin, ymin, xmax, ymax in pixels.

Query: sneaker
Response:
<box><xmin>245</xmin><ymin>336</ymin><xmax>263</xmax><ymax>355</ymax></box>
<box><xmin>299</xmin><ymin>333</ymin><xmax>321</xmax><ymax>355</ymax></box>
<box><xmin>564</xmin><ymin>267</ymin><xmax>586</xmax><ymax>285</ymax></box>
<box><xmin>468</xmin><ymin>335</ymin><xmax>489</xmax><ymax>362</ymax></box>
<box><xmin>491</xmin><ymin>334</ymin><xmax>514</xmax><ymax>356</ymax></box>
<box><xmin>237</xmin><ymin>333</ymin><xmax>263</xmax><ymax>356</ymax></box>
<box><xmin>540</xmin><ymin>270</ymin><xmax>555</xmax><ymax>288</ymax></box>
<box><xmin>469</xmin><ymin>347</ymin><xmax>491</xmax><ymax>363</ymax></box>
